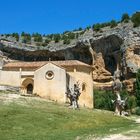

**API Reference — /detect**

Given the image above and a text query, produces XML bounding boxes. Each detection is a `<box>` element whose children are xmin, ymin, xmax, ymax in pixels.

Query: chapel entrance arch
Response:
<box><xmin>22</xmin><ymin>78</ymin><xmax>34</xmax><ymax>94</ymax></box>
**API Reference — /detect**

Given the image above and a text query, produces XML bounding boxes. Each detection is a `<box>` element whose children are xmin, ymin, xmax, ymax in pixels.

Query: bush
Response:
<box><xmin>135</xmin><ymin>69</ymin><xmax>140</xmax><ymax>106</ymax></box>
<box><xmin>99</xmin><ymin>22</ymin><xmax>110</xmax><ymax>28</ymax></box>
<box><xmin>94</xmin><ymin>90</ymin><xmax>115</xmax><ymax>111</ymax></box>
<box><xmin>135</xmin><ymin>107</ymin><xmax>140</xmax><ymax>115</ymax></box>
<box><xmin>86</xmin><ymin>26</ymin><xmax>91</xmax><ymax>30</ymax></box>
<box><xmin>119</xmin><ymin>90</ymin><xmax>137</xmax><ymax>113</ymax></box>
<box><xmin>46</xmin><ymin>34</ymin><xmax>54</xmax><ymax>40</ymax></box>
<box><xmin>78</xmin><ymin>27</ymin><xmax>82</xmax><ymax>31</ymax></box>
<box><xmin>12</xmin><ymin>33</ymin><xmax>19</xmax><ymax>41</ymax></box>
<box><xmin>63</xmin><ymin>38</ymin><xmax>70</xmax><ymax>45</ymax></box>
<box><xmin>121</xmin><ymin>13</ymin><xmax>130</xmax><ymax>23</ymax></box>
<box><xmin>42</xmin><ymin>38</ymin><xmax>51</xmax><ymax>47</ymax></box>
<box><xmin>131</xmin><ymin>12</ymin><xmax>140</xmax><ymax>27</ymax></box>
<box><xmin>45</xmin><ymin>38</ymin><xmax>50</xmax><ymax>44</ymax></box>
<box><xmin>110</xmin><ymin>20</ymin><xmax>117</xmax><ymax>28</ymax></box>
<box><xmin>21</xmin><ymin>32</ymin><xmax>31</xmax><ymax>44</ymax></box>
<box><xmin>32</xmin><ymin>33</ymin><xmax>42</xmax><ymax>42</ymax></box>
<box><xmin>93</xmin><ymin>23</ymin><xmax>101</xmax><ymax>32</ymax></box>
<box><xmin>126</xmin><ymin>95</ymin><xmax>137</xmax><ymax>113</ymax></box>
<box><xmin>75</xmin><ymin>33</ymin><xmax>79</xmax><ymax>39</ymax></box>
<box><xmin>53</xmin><ymin>34</ymin><xmax>61</xmax><ymax>43</ymax></box>
<box><xmin>67</xmin><ymin>32</ymin><xmax>75</xmax><ymax>39</ymax></box>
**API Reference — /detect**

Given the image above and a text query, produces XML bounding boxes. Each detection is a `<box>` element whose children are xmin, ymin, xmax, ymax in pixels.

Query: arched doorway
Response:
<box><xmin>21</xmin><ymin>78</ymin><xmax>34</xmax><ymax>94</ymax></box>
<box><xmin>27</xmin><ymin>84</ymin><xmax>33</xmax><ymax>94</ymax></box>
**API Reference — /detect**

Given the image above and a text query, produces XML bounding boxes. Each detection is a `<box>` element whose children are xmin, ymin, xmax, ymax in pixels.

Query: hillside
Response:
<box><xmin>0</xmin><ymin>92</ymin><xmax>139</xmax><ymax>140</ymax></box>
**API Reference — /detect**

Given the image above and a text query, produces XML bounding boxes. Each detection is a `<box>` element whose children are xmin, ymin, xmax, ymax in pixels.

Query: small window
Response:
<box><xmin>82</xmin><ymin>83</ymin><xmax>86</xmax><ymax>92</ymax></box>
<box><xmin>46</xmin><ymin>71</ymin><xmax>54</xmax><ymax>80</ymax></box>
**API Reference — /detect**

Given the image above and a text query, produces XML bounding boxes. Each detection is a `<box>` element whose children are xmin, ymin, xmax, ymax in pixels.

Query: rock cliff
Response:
<box><xmin>0</xmin><ymin>21</ymin><xmax>140</xmax><ymax>92</ymax></box>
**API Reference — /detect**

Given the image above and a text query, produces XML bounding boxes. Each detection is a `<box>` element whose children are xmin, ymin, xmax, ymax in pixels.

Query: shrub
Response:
<box><xmin>86</xmin><ymin>26</ymin><xmax>91</xmax><ymax>30</ymax></box>
<box><xmin>121</xmin><ymin>13</ymin><xmax>130</xmax><ymax>23</ymax></box>
<box><xmin>135</xmin><ymin>107</ymin><xmax>140</xmax><ymax>115</ymax></box>
<box><xmin>46</xmin><ymin>34</ymin><xmax>54</xmax><ymax>40</ymax></box>
<box><xmin>32</xmin><ymin>33</ymin><xmax>42</xmax><ymax>42</ymax></box>
<box><xmin>119</xmin><ymin>90</ymin><xmax>137</xmax><ymax>113</ymax></box>
<box><xmin>135</xmin><ymin>69</ymin><xmax>140</xmax><ymax>106</ymax></box>
<box><xmin>42</xmin><ymin>39</ymin><xmax>50</xmax><ymax>47</ymax></box>
<box><xmin>93</xmin><ymin>23</ymin><xmax>101</xmax><ymax>32</ymax></box>
<box><xmin>94</xmin><ymin>90</ymin><xmax>115</xmax><ymax>111</ymax></box>
<box><xmin>120</xmin><ymin>89</ymin><xmax>129</xmax><ymax>99</ymax></box>
<box><xmin>12</xmin><ymin>33</ymin><xmax>19</xmax><ymax>41</ymax></box>
<box><xmin>110</xmin><ymin>20</ymin><xmax>117</xmax><ymax>28</ymax></box>
<box><xmin>100</xmin><ymin>22</ymin><xmax>111</xmax><ymax>28</ymax></box>
<box><xmin>67</xmin><ymin>32</ymin><xmax>75</xmax><ymax>39</ymax></box>
<box><xmin>45</xmin><ymin>38</ymin><xmax>50</xmax><ymax>44</ymax></box>
<box><xmin>21</xmin><ymin>32</ymin><xmax>31</xmax><ymax>44</ymax></box>
<box><xmin>126</xmin><ymin>95</ymin><xmax>137</xmax><ymax>113</ymax></box>
<box><xmin>75</xmin><ymin>33</ymin><xmax>79</xmax><ymax>39</ymax></box>
<box><xmin>63</xmin><ymin>38</ymin><xmax>70</xmax><ymax>45</ymax></box>
<box><xmin>78</xmin><ymin>27</ymin><xmax>82</xmax><ymax>31</ymax></box>
<box><xmin>53</xmin><ymin>34</ymin><xmax>61</xmax><ymax>43</ymax></box>
<box><xmin>131</xmin><ymin>12</ymin><xmax>140</xmax><ymax>27</ymax></box>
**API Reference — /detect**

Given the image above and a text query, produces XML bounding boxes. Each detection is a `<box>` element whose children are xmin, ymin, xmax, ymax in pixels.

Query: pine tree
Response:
<box><xmin>131</xmin><ymin>12</ymin><xmax>140</xmax><ymax>27</ymax></box>
<box><xmin>110</xmin><ymin>20</ymin><xmax>117</xmax><ymax>28</ymax></box>
<box><xmin>121</xmin><ymin>13</ymin><xmax>130</xmax><ymax>23</ymax></box>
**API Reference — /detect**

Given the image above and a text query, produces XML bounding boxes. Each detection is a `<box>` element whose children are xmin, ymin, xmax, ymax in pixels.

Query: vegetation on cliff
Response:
<box><xmin>0</xmin><ymin>12</ymin><xmax>140</xmax><ymax>47</ymax></box>
<box><xmin>135</xmin><ymin>69</ymin><xmax>140</xmax><ymax>106</ymax></box>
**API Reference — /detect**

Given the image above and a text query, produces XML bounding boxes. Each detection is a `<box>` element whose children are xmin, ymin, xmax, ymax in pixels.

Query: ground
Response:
<box><xmin>0</xmin><ymin>92</ymin><xmax>139</xmax><ymax>140</ymax></box>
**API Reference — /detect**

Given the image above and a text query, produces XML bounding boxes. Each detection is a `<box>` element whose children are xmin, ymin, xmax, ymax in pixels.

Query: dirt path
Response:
<box><xmin>99</xmin><ymin>116</ymin><xmax>140</xmax><ymax>140</ymax></box>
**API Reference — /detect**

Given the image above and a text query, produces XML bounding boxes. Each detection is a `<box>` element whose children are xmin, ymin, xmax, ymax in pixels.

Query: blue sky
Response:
<box><xmin>0</xmin><ymin>0</ymin><xmax>140</xmax><ymax>34</ymax></box>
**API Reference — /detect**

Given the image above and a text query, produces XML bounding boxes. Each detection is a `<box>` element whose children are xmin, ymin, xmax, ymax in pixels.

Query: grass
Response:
<box><xmin>0</xmin><ymin>95</ymin><xmax>138</xmax><ymax>140</ymax></box>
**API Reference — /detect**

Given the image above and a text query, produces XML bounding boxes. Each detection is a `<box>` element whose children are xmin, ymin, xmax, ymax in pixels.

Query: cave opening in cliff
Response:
<box><xmin>104</xmin><ymin>55</ymin><xmax>117</xmax><ymax>75</ymax></box>
<box><xmin>134</xmin><ymin>48</ymin><xmax>140</xmax><ymax>55</ymax></box>
<box><xmin>91</xmin><ymin>35</ymin><xmax>123</xmax><ymax>76</ymax></box>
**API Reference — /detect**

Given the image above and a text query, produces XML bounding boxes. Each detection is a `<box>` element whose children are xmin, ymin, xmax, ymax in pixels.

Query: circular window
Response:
<box><xmin>45</xmin><ymin>71</ymin><xmax>54</xmax><ymax>80</ymax></box>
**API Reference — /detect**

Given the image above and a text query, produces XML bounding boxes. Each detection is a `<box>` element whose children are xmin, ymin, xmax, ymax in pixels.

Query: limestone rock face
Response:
<box><xmin>126</xmin><ymin>45</ymin><xmax>140</xmax><ymax>73</ymax></box>
<box><xmin>0</xmin><ymin>21</ymin><xmax>140</xmax><ymax>91</ymax></box>
<box><xmin>93</xmin><ymin>53</ymin><xmax>112</xmax><ymax>83</ymax></box>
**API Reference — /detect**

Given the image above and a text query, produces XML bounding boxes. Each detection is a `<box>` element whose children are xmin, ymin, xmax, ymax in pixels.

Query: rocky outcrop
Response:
<box><xmin>0</xmin><ymin>21</ymin><xmax>140</xmax><ymax>92</ymax></box>
<box><xmin>93</xmin><ymin>53</ymin><xmax>112</xmax><ymax>82</ymax></box>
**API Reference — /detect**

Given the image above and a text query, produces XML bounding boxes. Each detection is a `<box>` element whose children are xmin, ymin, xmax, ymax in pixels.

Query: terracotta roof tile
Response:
<box><xmin>3</xmin><ymin>60</ymin><xmax>92</xmax><ymax>70</ymax></box>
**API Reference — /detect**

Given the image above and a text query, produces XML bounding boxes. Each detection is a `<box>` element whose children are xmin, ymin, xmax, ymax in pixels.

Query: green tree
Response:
<box><xmin>12</xmin><ymin>33</ymin><xmax>19</xmax><ymax>41</ymax></box>
<box><xmin>135</xmin><ymin>69</ymin><xmax>140</xmax><ymax>106</ymax></box>
<box><xmin>94</xmin><ymin>90</ymin><xmax>115</xmax><ymax>111</ymax></box>
<box><xmin>110</xmin><ymin>20</ymin><xmax>117</xmax><ymax>28</ymax></box>
<box><xmin>63</xmin><ymin>38</ymin><xmax>70</xmax><ymax>45</ymax></box>
<box><xmin>131</xmin><ymin>12</ymin><xmax>140</xmax><ymax>27</ymax></box>
<box><xmin>127</xmin><ymin>95</ymin><xmax>137</xmax><ymax>113</ymax></box>
<box><xmin>78</xmin><ymin>27</ymin><xmax>82</xmax><ymax>31</ymax></box>
<box><xmin>46</xmin><ymin>34</ymin><xmax>54</xmax><ymax>40</ymax></box>
<box><xmin>32</xmin><ymin>33</ymin><xmax>43</xmax><ymax>42</ymax></box>
<box><xmin>53</xmin><ymin>34</ymin><xmax>61</xmax><ymax>43</ymax></box>
<box><xmin>21</xmin><ymin>32</ymin><xmax>31</xmax><ymax>44</ymax></box>
<box><xmin>93</xmin><ymin>23</ymin><xmax>101</xmax><ymax>32</ymax></box>
<box><xmin>121</xmin><ymin>13</ymin><xmax>130</xmax><ymax>23</ymax></box>
<box><xmin>42</xmin><ymin>38</ymin><xmax>51</xmax><ymax>46</ymax></box>
<box><xmin>67</xmin><ymin>32</ymin><xmax>75</xmax><ymax>39</ymax></box>
<box><xmin>62</xmin><ymin>35</ymin><xmax>70</xmax><ymax>44</ymax></box>
<box><xmin>86</xmin><ymin>26</ymin><xmax>91</xmax><ymax>30</ymax></box>
<box><xmin>21</xmin><ymin>32</ymin><xmax>25</xmax><ymax>37</ymax></box>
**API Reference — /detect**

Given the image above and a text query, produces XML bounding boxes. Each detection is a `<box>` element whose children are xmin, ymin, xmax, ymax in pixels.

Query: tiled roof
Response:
<box><xmin>3</xmin><ymin>60</ymin><xmax>92</xmax><ymax>70</ymax></box>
